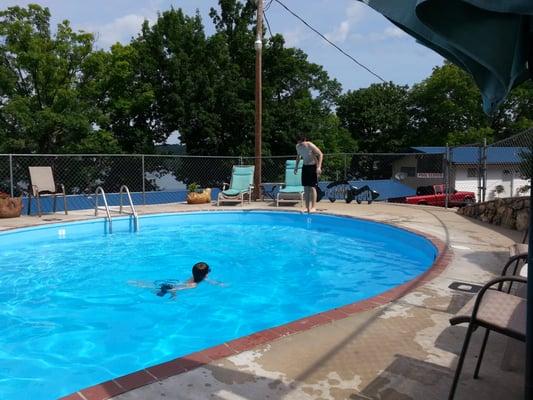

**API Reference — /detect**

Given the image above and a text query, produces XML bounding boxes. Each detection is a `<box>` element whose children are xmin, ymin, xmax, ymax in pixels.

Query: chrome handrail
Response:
<box><xmin>94</xmin><ymin>186</ymin><xmax>112</xmax><ymax>233</ymax></box>
<box><xmin>119</xmin><ymin>185</ymin><xmax>139</xmax><ymax>232</ymax></box>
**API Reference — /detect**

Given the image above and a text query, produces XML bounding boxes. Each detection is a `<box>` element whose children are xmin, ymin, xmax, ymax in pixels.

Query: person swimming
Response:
<box><xmin>156</xmin><ymin>262</ymin><xmax>211</xmax><ymax>297</ymax></box>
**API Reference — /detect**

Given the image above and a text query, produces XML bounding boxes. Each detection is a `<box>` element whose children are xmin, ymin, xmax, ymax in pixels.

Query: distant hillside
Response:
<box><xmin>154</xmin><ymin>144</ymin><xmax>186</xmax><ymax>155</ymax></box>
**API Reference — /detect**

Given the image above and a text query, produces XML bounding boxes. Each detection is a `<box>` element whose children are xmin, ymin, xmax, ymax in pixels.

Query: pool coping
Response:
<box><xmin>42</xmin><ymin>210</ymin><xmax>450</xmax><ymax>400</ymax></box>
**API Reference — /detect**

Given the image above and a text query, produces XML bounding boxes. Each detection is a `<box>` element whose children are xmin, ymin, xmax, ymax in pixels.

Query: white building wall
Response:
<box><xmin>454</xmin><ymin>164</ymin><xmax>531</xmax><ymax>200</ymax></box>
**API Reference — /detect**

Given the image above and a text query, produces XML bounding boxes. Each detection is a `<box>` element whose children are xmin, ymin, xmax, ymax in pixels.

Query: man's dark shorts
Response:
<box><xmin>301</xmin><ymin>164</ymin><xmax>318</xmax><ymax>187</ymax></box>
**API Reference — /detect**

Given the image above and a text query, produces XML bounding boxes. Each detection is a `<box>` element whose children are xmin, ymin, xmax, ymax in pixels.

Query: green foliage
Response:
<box><xmin>337</xmin><ymin>82</ymin><xmax>410</xmax><ymax>153</ymax></box>
<box><xmin>0</xmin><ymin>4</ymin><xmax>106</xmax><ymax>153</ymax></box>
<box><xmin>187</xmin><ymin>182</ymin><xmax>199</xmax><ymax>192</ymax></box>
<box><xmin>1</xmin><ymin>2</ymin><xmax>532</xmax><ymax>161</ymax></box>
<box><xmin>337</xmin><ymin>63</ymin><xmax>533</xmax><ymax>151</ymax></box>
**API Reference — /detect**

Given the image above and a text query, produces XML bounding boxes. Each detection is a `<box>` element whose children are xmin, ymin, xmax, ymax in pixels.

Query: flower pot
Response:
<box><xmin>0</xmin><ymin>196</ymin><xmax>23</xmax><ymax>218</ymax></box>
<box><xmin>186</xmin><ymin>188</ymin><xmax>212</xmax><ymax>204</ymax></box>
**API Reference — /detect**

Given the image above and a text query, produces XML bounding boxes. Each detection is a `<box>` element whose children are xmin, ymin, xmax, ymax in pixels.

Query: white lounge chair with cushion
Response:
<box><xmin>28</xmin><ymin>166</ymin><xmax>68</xmax><ymax>217</ymax></box>
<box><xmin>276</xmin><ymin>160</ymin><xmax>304</xmax><ymax>207</ymax></box>
<box><xmin>217</xmin><ymin>165</ymin><xmax>255</xmax><ymax>206</ymax></box>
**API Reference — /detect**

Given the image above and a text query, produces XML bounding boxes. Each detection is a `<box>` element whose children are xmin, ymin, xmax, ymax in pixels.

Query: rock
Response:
<box><xmin>501</xmin><ymin>208</ymin><xmax>516</xmax><ymax>229</ymax></box>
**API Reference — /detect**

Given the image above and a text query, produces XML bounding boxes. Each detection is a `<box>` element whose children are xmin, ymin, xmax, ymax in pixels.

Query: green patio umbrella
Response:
<box><xmin>358</xmin><ymin>0</ymin><xmax>532</xmax><ymax>398</ymax></box>
<box><xmin>359</xmin><ymin>0</ymin><xmax>532</xmax><ymax>113</ymax></box>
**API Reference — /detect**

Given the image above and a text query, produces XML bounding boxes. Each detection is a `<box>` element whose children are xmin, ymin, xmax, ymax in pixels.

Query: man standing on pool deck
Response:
<box><xmin>295</xmin><ymin>135</ymin><xmax>323</xmax><ymax>213</ymax></box>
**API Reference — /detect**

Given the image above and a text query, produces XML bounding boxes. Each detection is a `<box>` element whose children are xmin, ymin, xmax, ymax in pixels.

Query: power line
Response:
<box><xmin>263</xmin><ymin>11</ymin><xmax>273</xmax><ymax>38</ymax></box>
<box><xmin>272</xmin><ymin>0</ymin><xmax>386</xmax><ymax>83</ymax></box>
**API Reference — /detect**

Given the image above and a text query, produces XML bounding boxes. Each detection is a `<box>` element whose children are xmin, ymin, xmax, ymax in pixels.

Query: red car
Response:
<box><xmin>401</xmin><ymin>184</ymin><xmax>476</xmax><ymax>207</ymax></box>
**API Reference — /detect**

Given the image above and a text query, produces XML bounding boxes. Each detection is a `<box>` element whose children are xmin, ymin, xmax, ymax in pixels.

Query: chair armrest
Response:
<box><xmin>31</xmin><ymin>184</ymin><xmax>39</xmax><ymax>196</ymax></box>
<box><xmin>222</xmin><ymin>183</ymin><xmax>229</xmax><ymax>190</ymax></box>
<box><xmin>501</xmin><ymin>253</ymin><xmax>528</xmax><ymax>277</ymax></box>
<box><xmin>470</xmin><ymin>276</ymin><xmax>527</xmax><ymax>321</ymax></box>
<box><xmin>58</xmin><ymin>183</ymin><xmax>66</xmax><ymax>194</ymax></box>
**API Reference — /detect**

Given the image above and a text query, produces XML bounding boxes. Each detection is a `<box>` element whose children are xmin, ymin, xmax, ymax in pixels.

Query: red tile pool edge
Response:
<box><xmin>60</xmin><ymin>228</ymin><xmax>450</xmax><ymax>400</ymax></box>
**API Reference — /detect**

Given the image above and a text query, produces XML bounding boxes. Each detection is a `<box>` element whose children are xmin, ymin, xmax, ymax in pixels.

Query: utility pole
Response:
<box><xmin>253</xmin><ymin>0</ymin><xmax>263</xmax><ymax>200</ymax></box>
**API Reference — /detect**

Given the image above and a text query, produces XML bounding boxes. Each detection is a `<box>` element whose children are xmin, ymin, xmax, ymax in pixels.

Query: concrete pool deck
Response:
<box><xmin>0</xmin><ymin>201</ymin><xmax>526</xmax><ymax>400</ymax></box>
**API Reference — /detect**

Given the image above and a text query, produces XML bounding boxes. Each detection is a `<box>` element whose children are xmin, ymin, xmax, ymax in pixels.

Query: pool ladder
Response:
<box><xmin>94</xmin><ymin>185</ymin><xmax>139</xmax><ymax>233</ymax></box>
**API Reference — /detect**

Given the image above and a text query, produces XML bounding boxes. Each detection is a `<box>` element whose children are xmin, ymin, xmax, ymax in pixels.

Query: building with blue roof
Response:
<box><xmin>392</xmin><ymin>146</ymin><xmax>531</xmax><ymax>200</ymax></box>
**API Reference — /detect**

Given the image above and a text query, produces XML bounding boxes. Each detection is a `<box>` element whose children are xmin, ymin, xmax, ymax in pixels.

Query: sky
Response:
<box><xmin>0</xmin><ymin>0</ymin><xmax>444</xmax><ymax>92</ymax></box>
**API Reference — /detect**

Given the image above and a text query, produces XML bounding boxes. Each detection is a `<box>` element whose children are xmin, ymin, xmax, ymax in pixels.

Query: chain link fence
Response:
<box><xmin>0</xmin><ymin>129</ymin><xmax>530</xmax><ymax>214</ymax></box>
<box><xmin>484</xmin><ymin>129</ymin><xmax>532</xmax><ymax>200</ymax></box>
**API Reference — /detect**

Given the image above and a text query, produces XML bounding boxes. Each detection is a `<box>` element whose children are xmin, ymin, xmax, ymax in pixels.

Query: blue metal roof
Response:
<box><xmin>411</xmin><ymin>146</ymin><xmax>530</xmax><ymax>164</ymax></box>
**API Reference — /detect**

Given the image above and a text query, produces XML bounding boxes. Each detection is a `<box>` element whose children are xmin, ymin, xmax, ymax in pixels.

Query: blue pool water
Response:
<box><xmin>0</xmin><ymin>211</ymin><xmax>436</xmax><ymax>399</ymax></box>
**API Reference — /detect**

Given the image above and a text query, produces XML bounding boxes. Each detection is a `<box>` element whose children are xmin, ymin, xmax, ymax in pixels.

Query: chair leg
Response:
<box><xmin>449</xmin><ymin>323</ymin><xmax>476</xmax><ymax>400</ymax></box>
<box><xmin>36</xmin><ymin>194</ymin><xmax>42</xmax><ymax>217</ymax></box>
<box><xmin>63</xmin><ymin>193</ymin><xmax>68</xmax><ymax>215</ymax></box>
<box><xmin>473</xmin><ymin>329</ymin><xmax>490</xmax><ymax>379</ymax></box>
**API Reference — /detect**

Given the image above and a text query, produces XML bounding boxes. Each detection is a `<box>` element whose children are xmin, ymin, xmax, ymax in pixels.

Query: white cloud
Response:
<box><xmin>383</xmin><ymin>26</ymin><xmax>407</xmax><ymax>39</ymax></box>
<box><xmin>283</xmin><ymin>28</ymin><xmax>307</xmax><ymax>47</ymax></box>
<box><xmin>326</xmin><ymin>21</ymin><xmax>350</xmax><ymax>43</ymax></box>
<box><xmin>83</xmin><ymin>14</ymin><xmax>153</xmax><ymax>49</ymax></box>
<box><xmin>346</xmin><ymin>2</ymin><xmax>367</xmax><ymax>21</ymax></box>
<box><xmin>349</xmin><ymin>26</ymin><xmax>409</xmax><ymax>43</ymax></box>
<box><xmin>326</xmin><ymin>2</ymin><xmax>367</xmax><ymax>44</ymax></box>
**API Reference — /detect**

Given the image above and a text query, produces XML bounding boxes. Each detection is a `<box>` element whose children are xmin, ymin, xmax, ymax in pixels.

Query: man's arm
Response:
<box><xmin>309</xmin><ymin>143</ymin><xmax>323</xmax><ymax>175</ymax></box>
<box><xmin>294</xmin><ymin>154</ymin><xmax>301</xmax><ymax>174</ymax></box>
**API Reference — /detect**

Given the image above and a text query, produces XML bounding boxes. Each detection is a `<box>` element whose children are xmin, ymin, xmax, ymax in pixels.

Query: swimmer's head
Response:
<box><xmin>192</xmin><ymin>262</ymin><xmax>210</xmax><ymax>283</ymax></box>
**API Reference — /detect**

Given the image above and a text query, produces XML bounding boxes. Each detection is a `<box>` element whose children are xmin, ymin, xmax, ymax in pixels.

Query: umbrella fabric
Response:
<box><xmin>360</xmin><ymin>0</ymin><xmax>532</xmax><ymax>114</ymax></box>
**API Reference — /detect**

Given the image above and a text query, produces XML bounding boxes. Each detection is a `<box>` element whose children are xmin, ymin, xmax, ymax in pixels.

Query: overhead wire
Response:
<box><xmin>271</xmin><ymin>0</ymin><xmax>386</xmax><ymax>83</ymax></box>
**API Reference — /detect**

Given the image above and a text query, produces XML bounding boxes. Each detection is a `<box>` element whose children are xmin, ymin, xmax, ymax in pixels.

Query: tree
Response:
<box><xmin>337</xmin><ymin>82</ymin><xmax>411</xmax><ymax>153</ymax></box>
<box><xmin>0</xmin><ymin>4</ymin><xmax>120</xmax><ymax>153</ymax></box>
<box><xmin>408</xmin><ymin>62</ymin><xmax>491</xmax><ymax>146</ymax></box>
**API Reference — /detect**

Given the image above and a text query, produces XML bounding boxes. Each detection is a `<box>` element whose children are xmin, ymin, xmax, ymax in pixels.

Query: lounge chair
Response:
<box><xmin>28</xmin><ymin>166</ymin><xmax>68</xmax><ymax>217</ymax></box>
<box><xmin>276</xmin><ymin>160</ymin><xmax>304</xmax><ymax>207</ymax></box>
<box><xmin>217</xmin><ymin>165</ymin><xmax>255</xmax><ymax>206</ymax></box>
<box><xmin>448</xmin><ymin>275</ymin><xmax>527</xmax><ymax>400</ymax></box>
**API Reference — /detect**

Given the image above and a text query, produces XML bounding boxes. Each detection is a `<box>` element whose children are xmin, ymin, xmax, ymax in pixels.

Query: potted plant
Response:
<box><xmin>0</xmin><ymin>191</ymin><xmax>23</xmax><ymax>218</ymax></box>
<box><xmin>494</xmin><ymin>185</ymin><xmax>505</xmax><ymax>198</ymax></box>
<box><xmin>186</xmin><ymin>183</ymin><xmax>211</xmax><ymax>204</ymax></box>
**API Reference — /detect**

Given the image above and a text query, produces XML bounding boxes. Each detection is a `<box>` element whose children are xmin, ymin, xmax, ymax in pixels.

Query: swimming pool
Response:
<box><xmin>0</xmin><ymin>211</ymin><xmax>437</xmax><ymax>399</ymax></box>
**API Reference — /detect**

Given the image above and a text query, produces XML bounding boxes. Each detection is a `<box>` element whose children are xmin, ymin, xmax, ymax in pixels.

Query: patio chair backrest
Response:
<box><xmin>230</xmin><ymin>166</ymin><xmax>254</xmax><ymax>191</ymax></box>
<box><xmin>29</xmin><ymin>166</ymin><xmax>56</xmax><ymax>195</ymax></box>
<box><xmin>284</xmin><ymin>160</ymin><xmax>302</xmax><ymax>187</ymax></box>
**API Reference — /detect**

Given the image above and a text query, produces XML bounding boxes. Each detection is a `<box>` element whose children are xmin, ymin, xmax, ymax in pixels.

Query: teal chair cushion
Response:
<box><xmin>223</xmin><ymin>166</ymin><xmax>254</xmax><ymax>196</ymax></box>
<box><xmin>283</xmin><ymin>160</ymin><xmax>303</xmax><ymax>191</ymax></box>
<box><xmin>279</xmin><ymin>185</ymin><xmax>304</xmax><ymax>194</ymax></box>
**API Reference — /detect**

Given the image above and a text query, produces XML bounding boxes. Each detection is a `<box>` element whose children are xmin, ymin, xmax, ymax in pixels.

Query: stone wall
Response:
<box><xmin>457</xmin><ymin>197</ymin><xmax>530</xmax><ymax>231</ymax></box>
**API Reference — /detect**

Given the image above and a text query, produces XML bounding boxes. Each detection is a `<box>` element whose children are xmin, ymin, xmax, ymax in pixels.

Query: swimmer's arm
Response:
<box><xmin>127</xmin><ymin>280</ymin><xmax>157</xmax><ymax>289</ymax></box>
<box><xmin>206</xmin><ymin>278</ymin><xmax>227</xmax><ymax>287</ymax></box>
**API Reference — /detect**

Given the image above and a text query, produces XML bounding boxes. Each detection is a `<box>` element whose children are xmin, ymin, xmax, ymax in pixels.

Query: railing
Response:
<box><xmin>119</xmin><ymin>185</ymin><xmax>139</xmax><ymax>232</ymax></box>
<box><xmin>94</xmin><ymin>186</ymin><xmax>112</xmax><ymax>233</ymax></box>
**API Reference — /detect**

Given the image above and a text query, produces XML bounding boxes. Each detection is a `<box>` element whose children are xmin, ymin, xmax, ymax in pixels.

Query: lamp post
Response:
<box><xmin>253</xmin><ymin>0</ymin><xmax>263</xmax><ymax>200</ymax></box>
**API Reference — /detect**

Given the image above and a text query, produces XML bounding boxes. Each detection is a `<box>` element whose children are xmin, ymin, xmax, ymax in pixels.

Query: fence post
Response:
<box><xmin>444</xmin><ymin>145</ymin><xmax>450</xmax><ymax>208</ymax></box>
<box><xmin>141</xmin><ymin>155</ymin><xmax>146</xmax><ymax>205</ymax></box>
<box><xmin>477</xmin><ymin>144</ymin><xmax>483</xmax><ymax>202</ymax></box>
<box><xmin>9</xmin><ymin>154</ymin><xmax>14</xmax><ymax>197</ymax></box>
<box><xmin>343</xmin><ymin>154</ymin><xmax>348</xmax><ymax>179</ymax></box>
<box><xmin>482</xmin><ymin>138</ymin><xmax>487</xmax><ymax>201</ymax></box>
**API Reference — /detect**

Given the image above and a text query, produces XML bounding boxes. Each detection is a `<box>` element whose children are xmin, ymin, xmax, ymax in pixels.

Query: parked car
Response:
<box><xmin>390</xmin><ymin>184</ymin><xmax>476</xmax><ymax>207</ymax></box>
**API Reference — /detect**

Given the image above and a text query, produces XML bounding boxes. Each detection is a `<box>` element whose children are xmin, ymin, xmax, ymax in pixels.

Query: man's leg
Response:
<box><xmin>304</xmin><ymin>186</ymin><xmax>311</xmax><ymax>212</ymax></box>
<box><xmin>310</xmin><ymin>186</ymin><xmax>317</xmax><ymax>212</ymax></box>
